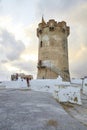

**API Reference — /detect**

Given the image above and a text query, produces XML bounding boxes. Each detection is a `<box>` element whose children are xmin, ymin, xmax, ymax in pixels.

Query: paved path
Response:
<box><xmin>0</xmin><ymin>89</ymin><xmax>87</xmax><ymax>130</ymax></box>
<box><xmin>64</xmin><ymin>92</ymin><xmax>87</xmax><ymax>126</ymax></box>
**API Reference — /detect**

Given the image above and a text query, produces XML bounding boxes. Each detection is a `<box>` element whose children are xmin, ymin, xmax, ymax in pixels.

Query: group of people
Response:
<box><xmin>11</xmin><ymin>73</ymin><xmax>31</xmax><ymax>87</ymax></box>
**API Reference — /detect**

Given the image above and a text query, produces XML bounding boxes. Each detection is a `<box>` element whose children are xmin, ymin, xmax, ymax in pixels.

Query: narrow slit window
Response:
<box><xmin>39</xmin><ymin>30</ymin><xmax>42</xmax><ymax>34</ymax></box>
<box><xmin>40</xmin><ymin>41</ymin><xmax>43</xmax><ymax>47</ymax></box>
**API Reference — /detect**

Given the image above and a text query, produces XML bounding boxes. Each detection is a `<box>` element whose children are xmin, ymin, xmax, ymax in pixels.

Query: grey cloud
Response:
<box><xmin>0</xmin><ymin>62</ymin><xmax>11</xmax><ymax>81</ymax></box>
<box><xmin>1</xmin><ymin>60</ymin><xmax>8</xmax><ymax>63</ymax></box>
<box><xmin>0</xmin><ymin>27</ymin><xmax>38</xmax><ymax>80</ymax></box>
<box><xmin>71</xmin><ymin>4</ymin><xmax>87</xmax><ymax>26</ymax></box>
<box><xmin>0</xmin><ymin>70</ymin><xmax>11</xmax><ymax>81</ymax></box>
<box><xmin>0</xmin><ymin>58</ymin><xmax>37</xmax><ymax>80</ymax></box>
<box><xmin>0</xmin><ymin>0</ymin><xmax>2</xmax><ymax>12</ymax></box>
<box><xmin>11</xmin><ymin>60</ymin><xmax>37</xmax><ymax>75</ymax></box>
<box><xmin>36</xmin><ymin>0</ymin><xmax>86</xmax><ymax>18</ymax></box>
<box><xmin>37</xmin><ymin>0</ymin><xmax>73</xmax><ymax>11</ymax></box>
<box><xmin>68</xmin><ymin>1</ymin><xmax>87</xmax><ymax>78</ymax></box>
<box><xmin>0</xmin><ymin>29</ymin><xmax>25</xmax><ymax>61</ymax></box>
<box><xmin>0</xmin><ymin>56</ymin><xmax>37</xmax><ymax>80</ymax></box>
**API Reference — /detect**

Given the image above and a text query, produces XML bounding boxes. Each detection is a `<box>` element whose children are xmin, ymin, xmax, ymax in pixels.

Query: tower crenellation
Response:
<box><xmin>37</xmin><ymin>19</ymin><xmax>70</xmax><ymax>37</ymax></box>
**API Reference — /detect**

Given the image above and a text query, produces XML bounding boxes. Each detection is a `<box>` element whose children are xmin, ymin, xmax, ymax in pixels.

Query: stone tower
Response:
<box><xmin>37</xmin><ymin>18</ymin><xmax>70</xmax><ymax>81</ymax></box>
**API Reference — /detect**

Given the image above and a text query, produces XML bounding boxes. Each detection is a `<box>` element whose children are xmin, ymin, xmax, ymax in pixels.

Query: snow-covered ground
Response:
<box><xmin>0</xmin><ymin>78</ymin><xmax>27</xmax><ymax>88</ymax></box>
<box><xmin>0</xmin><ymin>77</ymin><xmax>87</xmax><ymax>127</ymax></box>
<box><xmin>0</xmin><ymin>76</ymin><xmax>84</xmax><ymax>105</ymax></box>
<box><xmin>71</xmin><ymin>78</ymin><xmax>82</xmax><ymax>85</ymax></box>
<box><xmin>30</xmin><ymin>77</ymin><xmax>70</xmax><ymax>93</ymax></box>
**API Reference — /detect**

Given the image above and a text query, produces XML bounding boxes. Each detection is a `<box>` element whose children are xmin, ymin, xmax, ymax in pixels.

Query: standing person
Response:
<box><xmin>26</xmin><ymin>77</ymin><xmax>30</xmax><ymax>87</ymax></box>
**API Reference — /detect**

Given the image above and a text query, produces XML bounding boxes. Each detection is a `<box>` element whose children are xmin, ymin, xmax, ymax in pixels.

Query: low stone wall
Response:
<box><xmin>53</xmin><ymin>86</ymin><xmax>82</xmax><ymax>105</ymax></box>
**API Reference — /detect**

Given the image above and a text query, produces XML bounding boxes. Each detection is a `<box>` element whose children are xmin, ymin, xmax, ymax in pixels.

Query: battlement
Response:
<box><xmin>37</xmin><ymin>18</ymin><xmax>70</xmax><ymax>37</ymax></box>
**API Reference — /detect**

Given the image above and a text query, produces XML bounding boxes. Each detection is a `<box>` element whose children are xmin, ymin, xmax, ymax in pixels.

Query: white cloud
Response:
<box><xmin>0</xmin><ymin>23</ymin><xmax>38</xmax><ymax>80</ymax></box>
<box><xmin>0</xmin><ymin>29</ymin><xmax>25</xmax><ymax>61</ymax></box>
<box><xmin>67</xmin><ymin>1</ymin><xmax>87</xmax><ymax>78</ymax></box>
<box><xmin>22</xmin><ymin>23</ymin><xmax>38</xmax><ymax>59</ymax></box>
<box><xmin>12</xmin><ymin>60</ymin><xmax>37</xmax><ymax>74</ymax></box>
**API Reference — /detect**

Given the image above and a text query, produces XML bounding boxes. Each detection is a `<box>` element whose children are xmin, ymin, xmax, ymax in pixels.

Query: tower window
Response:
<box><xmin>49</xmin><ymin>27</ymin><xmax>54</xmax><ymax>31</ymax></box>
<box><xmin>40</xmin><ymin>41</ymin><xmax>43</xmax><ymax>47</ymax></box>
<box><xmin>39</xmin><ymin>29</ymin><xmax>42</xmax><ymax>34</ymax></box>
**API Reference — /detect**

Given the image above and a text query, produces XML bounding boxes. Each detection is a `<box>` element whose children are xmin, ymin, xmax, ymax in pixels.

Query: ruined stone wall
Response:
<box><xmin>37</xmin><ymin>19</ymin><xmax>70</xmax><ymax>81</ymax></box>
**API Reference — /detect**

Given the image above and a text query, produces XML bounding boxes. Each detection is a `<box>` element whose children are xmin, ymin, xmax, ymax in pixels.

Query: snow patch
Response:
<box><xmin>83</xmin><ymin>78</ymin><xmax>87</xmax><ymax>95</ymax></box>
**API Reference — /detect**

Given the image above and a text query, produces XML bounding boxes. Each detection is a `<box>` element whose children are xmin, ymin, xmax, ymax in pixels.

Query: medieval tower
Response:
<box><xmin>37</xmin><ymin>18</ymin><xmax>70</xmax><ymax>81</ymax></box>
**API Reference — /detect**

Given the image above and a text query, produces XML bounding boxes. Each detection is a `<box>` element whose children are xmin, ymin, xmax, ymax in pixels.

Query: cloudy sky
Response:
<box><xmin>0</xmin><ymin>0</ymin><xmax>87</xmax><ymax>80</ymax></box>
